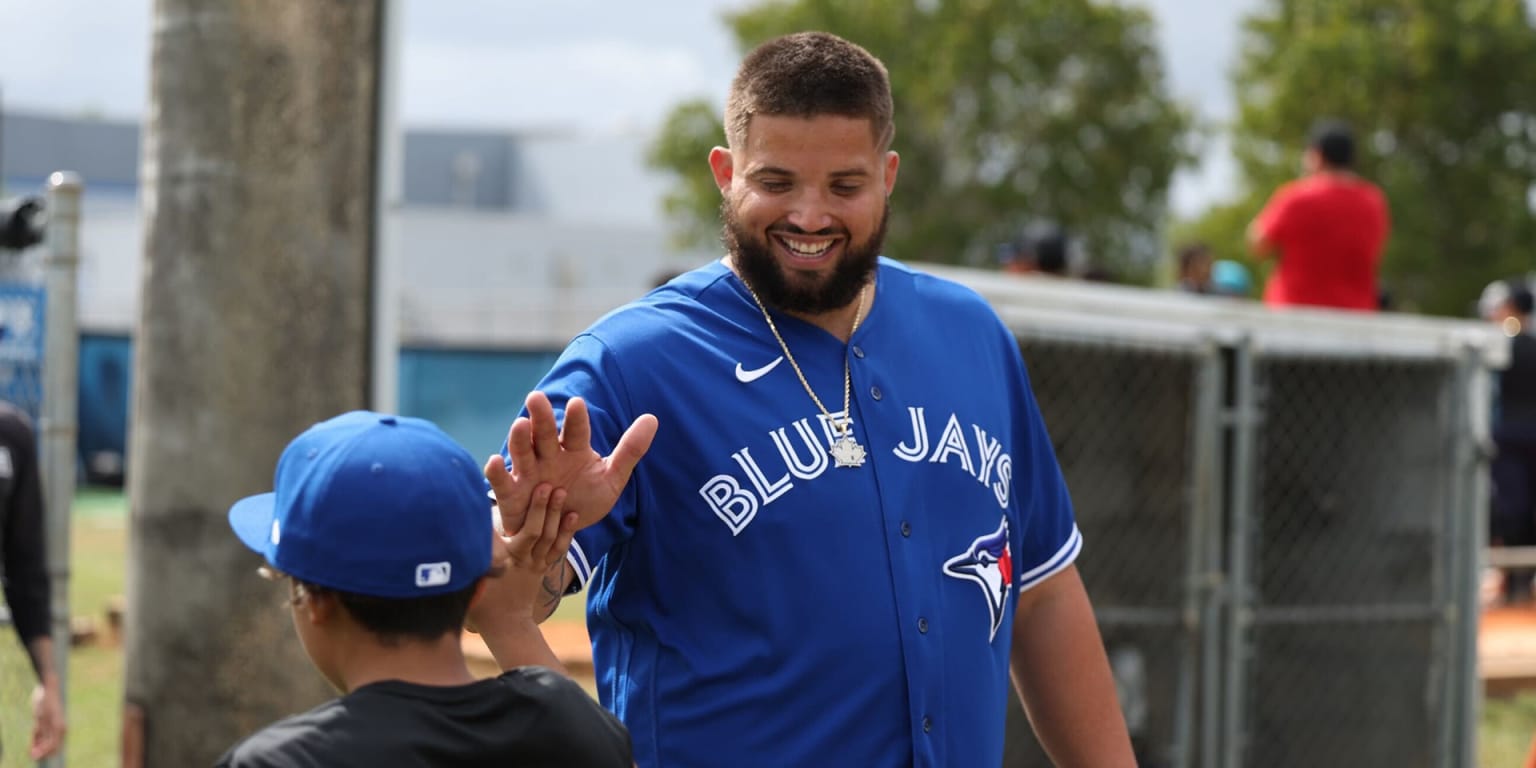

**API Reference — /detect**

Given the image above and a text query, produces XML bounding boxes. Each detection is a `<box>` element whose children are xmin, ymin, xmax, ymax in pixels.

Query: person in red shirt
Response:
<box><xmin>1247</xmin><ymin>120</ymin><xmax>1390</xmax><ymax>310</ymax></box>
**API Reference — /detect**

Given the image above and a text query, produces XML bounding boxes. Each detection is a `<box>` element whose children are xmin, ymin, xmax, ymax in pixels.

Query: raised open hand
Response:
<box><xmin>485</xmin><ymin>391</ymin><xmax>658</xmax><ymax>534</ymax></box>
<box><xmin>465</xmin><ymin>482</ymin><xmax>580</xmax><ymax>671</ymax></box>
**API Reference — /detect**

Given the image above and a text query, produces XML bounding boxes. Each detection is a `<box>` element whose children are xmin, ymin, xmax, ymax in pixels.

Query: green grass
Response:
<box><xmin>6</xmin><ymin>487</ymin><xmax>1536</xmax><ymax>766</ymax></box>
<box><xmin>1</xmin><ymin>486</ymin><xmax>125</xmax><ymax>768</ymax></box>
<box><xmin>1483</xmin><ymin>693</ymin><xmax>1536</xmax><ymax>766</ymax></box>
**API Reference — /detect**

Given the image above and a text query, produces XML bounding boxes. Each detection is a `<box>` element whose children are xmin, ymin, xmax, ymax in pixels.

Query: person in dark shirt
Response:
<box><xmin>217</xmin><ymin>411</ymin><xmax>632</xmax><ymax>768</ymax></box>
<box><xmin>1491</xmin><ymin>286</ymin><xmax>1536</xmax><ymax>603</ymax></box>
<box><xmin>0</xmin><ymin>402</ymin><xmax>64</xmax><ymax>760</ymax></box>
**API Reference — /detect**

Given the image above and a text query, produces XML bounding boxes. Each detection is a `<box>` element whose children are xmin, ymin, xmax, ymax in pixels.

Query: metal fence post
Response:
<box><xmin>1182</xmin><ymin>342</ymin><xmax>1224</xmax><ymax>768</ymax></box>
<box><xmin>1449</xmin><ymin>344</ymin><xmax>1491</xmax><ymax>768</ymax></box>
<box><xmin>40</xmin><ymin>171</ymin><xmax>80</xmax><ymax>768</ymax></box>
<box><xmin>1221</xmin><ymin>336</ymin><xmax>1257</xmax><ymax>768</ymax></box>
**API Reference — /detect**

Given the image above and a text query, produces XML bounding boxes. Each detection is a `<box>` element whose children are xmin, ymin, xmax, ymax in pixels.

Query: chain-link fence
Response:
<box><xmin>1238</xmin><ymin>353</ymin><xmax>1464</xmax><ymax>768</ymax></box>
<box><xmin>926</xmin><ymin>266</ymin><xmax>1500</xmax><ymax>768</ymax></box>
<box><xmin>1003</xmin><ymin>334</ymin><xmax>1216</xmax><ymax>768</ymax></box>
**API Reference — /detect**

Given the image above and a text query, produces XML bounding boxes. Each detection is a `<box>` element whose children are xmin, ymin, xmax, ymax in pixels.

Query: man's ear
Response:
<box><xmin>708</xmin><ymin>146</ymin><xmax>734</xmax><ymax>194</ymax></box>
<box><xmin>883</xmin><ymin>150</ymin><xmax>900</xmax><ymax>197</ymax></box>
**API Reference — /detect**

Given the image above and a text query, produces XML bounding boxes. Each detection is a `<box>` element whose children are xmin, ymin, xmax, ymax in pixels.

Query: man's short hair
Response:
<box><xmin>724</xmin><ymin>31</ymin><xmax>895</xmax><ymax>151</ymax></box>
<box><xmin>1309</xmin><ymin>119</ymin><xmax>1356</xmax><ymax>168</ymax></box>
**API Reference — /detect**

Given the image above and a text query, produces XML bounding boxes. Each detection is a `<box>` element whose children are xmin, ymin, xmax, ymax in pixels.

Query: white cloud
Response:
<box><xmin>0</xmin><ymin>0</ymin><xmax>150</xmax><ymax>119</ymax></box>
<box><xmin>399</xmin><ymin>38</ymin><xmax>725</xmax><ymax>134</ymax></box>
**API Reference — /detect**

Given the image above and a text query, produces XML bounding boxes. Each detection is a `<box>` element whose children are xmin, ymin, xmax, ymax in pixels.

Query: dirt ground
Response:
<box><xmin>1482</xmin><ymin>604</ymin><xmax>1536</xmax><ymax>698</ymax></box>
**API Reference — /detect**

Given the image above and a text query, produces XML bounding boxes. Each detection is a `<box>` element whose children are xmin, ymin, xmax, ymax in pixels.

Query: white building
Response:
<box><xmin>1</xmin><ymin>109</ymin><xmax>717</xmax><ymax>473</ymax></box>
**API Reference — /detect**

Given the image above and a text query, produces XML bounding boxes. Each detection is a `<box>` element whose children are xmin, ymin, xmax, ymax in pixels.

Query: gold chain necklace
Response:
<box><xmin>741</xmin><ymin>281</ymin><xmax>870</xmax><ymax>468</ymax></box>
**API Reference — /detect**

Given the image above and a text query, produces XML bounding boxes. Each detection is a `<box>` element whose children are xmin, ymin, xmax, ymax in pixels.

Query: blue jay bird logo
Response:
<box><xmin>943</xmin><ymin>517</ymin><xmax>1013</xmax><ymax>642</ymax></box>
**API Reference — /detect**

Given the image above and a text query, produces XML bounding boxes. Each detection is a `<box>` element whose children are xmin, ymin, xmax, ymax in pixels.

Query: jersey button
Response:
<box><xmin>870</xmin><ymin>386</ymin><xmax>883</xmax><ymax>400</ymax></box>
<box><xmin>851</xmin><ymin>345</ymin><xmax>865</xmax><ymax>359</ymax></box>
<box><xmin>917</xmin><ymin>617</ymin><xmax>929</xmax><ymax>633</ymax></box>
<box><xmin>900</xmin><ymin>521</ymin><xmax>912</xmax><ymax>537</ymax></box>
<box><xmin>922</xmin><ymin>716</ymin><xmax>933</xmax><ymax>733</ymax></box>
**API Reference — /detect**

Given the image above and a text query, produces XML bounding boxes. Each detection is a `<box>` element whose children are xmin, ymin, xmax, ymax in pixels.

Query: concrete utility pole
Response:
<box><xmin>126</xmin><ymin>1</ymin><xmax>382</xmax><ymax>764</ymax></box>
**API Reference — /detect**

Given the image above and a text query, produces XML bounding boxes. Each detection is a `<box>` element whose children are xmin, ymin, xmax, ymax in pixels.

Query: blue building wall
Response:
<box><xmin>78</xmin><ymin>334</ymin><xmax>132</xmax><ymax>482</ymax></box>
<box><xmin>396</xmin><ymin>346</ymin><xmax>562</xmax><ymax>458</ymax></box>
<box><xmin>75</xmin><ymin>335</ymin><xmax>561</xmax><ymax>484</ymax></box>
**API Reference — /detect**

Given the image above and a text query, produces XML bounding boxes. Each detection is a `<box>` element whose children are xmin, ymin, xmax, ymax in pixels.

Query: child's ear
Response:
<box><xmin>467</xmin><ymin>578</ymin><xmax>490</xmax><ymax>614</ymax></box>
<box><xmin>300</xmin><ymin>588</ymin><xmax>337</xmax><ymax>626</ymax></box>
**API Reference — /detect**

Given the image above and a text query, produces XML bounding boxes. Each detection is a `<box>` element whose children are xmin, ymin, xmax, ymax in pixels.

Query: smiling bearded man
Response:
<box><xmin>483</xmin><ymin>30</ymin><xmax>1136</xmax><ymax>768</ymax></box>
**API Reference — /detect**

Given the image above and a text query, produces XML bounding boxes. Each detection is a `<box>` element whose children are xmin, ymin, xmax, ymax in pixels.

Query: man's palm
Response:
<box><xmin>487</xmin><ymin>392</ymin><xmax>657</xmax><ymax>533</ymax></box>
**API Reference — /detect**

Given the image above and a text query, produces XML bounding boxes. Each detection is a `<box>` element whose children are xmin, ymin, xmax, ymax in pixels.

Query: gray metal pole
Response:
<box><xmin>1177</xmin><ymin>343</ymin><xmax>1222</xmax><ymax>768</ymax></box>
<box><xmin>1222</xmin><ymin>338</ymin><xmax>1257</xmax><ymax>768</ymax></box>
<box><xmin>1451</xmin><ymin>346</ymin><xmax>1491</xmax><ymax>768</ymax></box>
<box><xmin>41</xmin><ymin>170</ymin><xmax>81</xmax><ymax>768</ymax></box>
<box><xmin>370</xmin><ymin>0</ymin><xmax>403</xmax><ymax>413</ymax></box>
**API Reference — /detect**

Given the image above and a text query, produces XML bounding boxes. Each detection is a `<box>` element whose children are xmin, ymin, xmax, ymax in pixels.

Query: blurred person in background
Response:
<box><xmin>998</xmin><ymin>221</ymin><xmax>1071</xmax><ymax>277</ymax></box>
<box><xmin>996</xmin><ymin>242</ymin><xmax>1032</xmax><ymax>275</ymax></box>
<box><xmin>1024</xmin><ymin>222</ymin><xmax>1071</xmax><ymax>277</ymax></box>
<box><xmin>1247</xmin><ymin>119</ymin><xmax>1390</xmax><ymax>311</ymax></box>
<box><xmin>1174</xmin><ymin>242</ymin><xmax>1213</xmax><ymax>294</ymax></box>
<box><xmin>1488</xmin><ymin>283</ymin><xmax>1536</xmax><ymax>604</ymax></box>
<box><xmin>0</xmin><ymin>402</ymin><xmax>63</xmax><ymax>760</ymax></box>
<box><xmin>1210</xmin><ymin>259</ymin><xmax>1254</xmax><ymax>299</ymax></box>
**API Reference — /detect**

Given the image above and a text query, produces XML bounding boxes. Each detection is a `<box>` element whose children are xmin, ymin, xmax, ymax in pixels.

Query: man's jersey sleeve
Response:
<box><xmin>500</xmin><ymin>333</ymin><xmax>639</xmax><ymax>593</ymax></box>
<box><xmin>1004</xmin><ymin>335</ymin><xmax>1082</xmax><ymax>593</ymax></box>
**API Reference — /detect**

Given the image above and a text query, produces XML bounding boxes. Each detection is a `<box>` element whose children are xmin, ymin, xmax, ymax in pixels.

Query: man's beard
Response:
<box><xmin>722</xmin><ymin>200</ymin><xmax>887</xmax><ymax>315</ymax></box>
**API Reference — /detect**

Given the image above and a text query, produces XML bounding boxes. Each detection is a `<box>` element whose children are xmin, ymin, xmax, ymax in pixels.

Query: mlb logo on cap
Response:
<box><xmin>228</xmin><ymin>411</ymin><xmax>492</xmax><ymax>598</ymax></box>
<box><xmin>415</xmin><ymin>562</ymin><xmax>452</xmax><ymax>588</ymax></box>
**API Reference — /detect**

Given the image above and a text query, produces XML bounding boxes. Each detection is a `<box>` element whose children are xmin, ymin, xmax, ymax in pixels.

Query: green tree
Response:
<box><xmin>1186</xmin><ymin>0</ymin><xmax>1536</xmax><ymax>315</ymax></box>
<box><xmin>647</xmin><ymin>0</ymin><xmax>1195</xmax><ymax>280</ymax></box>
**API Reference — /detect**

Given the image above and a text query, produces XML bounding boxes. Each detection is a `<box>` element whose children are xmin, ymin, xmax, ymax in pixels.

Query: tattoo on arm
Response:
<box><xmin>536</xmin><ymin>559</ymin><xmax>572</xmax><ymax>623</ymax></box>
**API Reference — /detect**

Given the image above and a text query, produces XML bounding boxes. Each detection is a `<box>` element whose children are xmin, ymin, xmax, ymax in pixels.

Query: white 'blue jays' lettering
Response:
<box><xmin>698</xmin><ymin>406</ymin><xmax>1012</xmax><ymax>535</ymax></box>
<box><xmin>892</xmin><ymin>407</ymin><xmax>1011</xmax><ymax>508</ymax></box>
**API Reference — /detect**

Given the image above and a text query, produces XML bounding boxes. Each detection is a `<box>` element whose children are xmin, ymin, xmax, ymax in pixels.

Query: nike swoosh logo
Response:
<box><xmin>735</xmin><ymin>356</ymin><xmax>784</xmax><ymax>383</ymax></box>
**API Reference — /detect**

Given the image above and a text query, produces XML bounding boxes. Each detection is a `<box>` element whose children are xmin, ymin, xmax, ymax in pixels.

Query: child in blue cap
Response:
<box><xmin>217</xmin><ymin>411</ymin><xmax>632</xmax><ymax>767</ymax></box>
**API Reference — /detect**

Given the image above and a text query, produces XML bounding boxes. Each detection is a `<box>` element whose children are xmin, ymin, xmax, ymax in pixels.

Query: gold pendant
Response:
<box><xmin>830</xmin><ymin>434</ymin><xmax>867</xmax><ymax>468</ymax></box>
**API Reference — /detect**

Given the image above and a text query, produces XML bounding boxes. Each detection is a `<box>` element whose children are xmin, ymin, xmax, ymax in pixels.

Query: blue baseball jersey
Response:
<box><xmin>509</xmin><ymin>257</ymin><xmax>1081</xmax><ymax>768</ymax></box>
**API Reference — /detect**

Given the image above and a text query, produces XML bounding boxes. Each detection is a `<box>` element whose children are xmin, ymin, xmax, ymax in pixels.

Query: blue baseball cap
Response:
<box><xmin>1211</xmin><ymin>259</ymin><xmax>1253</xmax><ymax>297</ymax></box>
<box><xmin>228</xmin><ymin>411</ymin><xmax>492</xmax><ymax>598</ymax></box>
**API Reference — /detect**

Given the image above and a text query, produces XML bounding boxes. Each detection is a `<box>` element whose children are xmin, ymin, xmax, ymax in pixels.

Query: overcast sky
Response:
<box><xmin>0</xmin><ymin>0</ymin><xmax>1259</xmax><ymax>215</ymax></box>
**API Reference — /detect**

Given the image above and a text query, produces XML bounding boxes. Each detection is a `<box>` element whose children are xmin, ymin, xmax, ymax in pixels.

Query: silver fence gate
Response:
<box><xmin>929</xmin><ymin>267</ymin><xmax>1503</xmax><ymax>768</ymax></box>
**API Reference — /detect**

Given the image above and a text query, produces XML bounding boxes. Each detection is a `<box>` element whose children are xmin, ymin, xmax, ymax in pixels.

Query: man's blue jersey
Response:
<box><xmin>510</xmin><ymin>258</ymin><xmax>1080</xmax><ymax>768</ymax></box>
